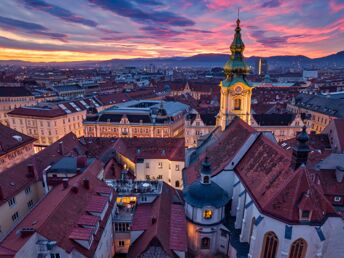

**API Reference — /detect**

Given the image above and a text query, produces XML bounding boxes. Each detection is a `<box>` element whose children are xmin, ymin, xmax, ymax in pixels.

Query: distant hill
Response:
<box><xmin>0</xmin><ymin>51</ymin><xmax>343</xmax><ymax>68</ymax></box>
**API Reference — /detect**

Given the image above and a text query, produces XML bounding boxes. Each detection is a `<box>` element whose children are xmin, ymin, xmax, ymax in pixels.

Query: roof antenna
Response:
<box><xmin>237</xmin><ymin>7</ymin><xmax>240</xmax><ymax>20</ymax></box>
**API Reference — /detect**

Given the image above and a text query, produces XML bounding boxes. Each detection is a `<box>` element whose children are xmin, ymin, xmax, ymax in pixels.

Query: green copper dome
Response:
<box><xmin>223</xmin><ymin>19</ymin><xmax>250</xmax><ymax>84</ymax></box>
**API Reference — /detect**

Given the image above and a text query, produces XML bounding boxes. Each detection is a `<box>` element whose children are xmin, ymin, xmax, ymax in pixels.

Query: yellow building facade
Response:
<box><xmin>217</xmin><ymin>19</ymin><xmax>253</xmax><ymax>130</ymax></box>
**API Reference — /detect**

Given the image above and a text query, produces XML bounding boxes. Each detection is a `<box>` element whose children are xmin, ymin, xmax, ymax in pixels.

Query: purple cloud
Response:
<box><xmin>88</xmin><ymin>0</ymin><xmax>195</xmax><ymax>27</ymax></box>
<box><xmin>251</xmin><ymin>30</ymin><xmax>304</xmax><ymax>47</ymax></box>
<box><xmin>261</xmin><ymin>0</ymin><xmax>281</xmax><ymax>8</ymax></box>
<box><xmin>0</xmin><ymin>16</ymin><xmax>67</xmax><ymax>40</ymax></box>
<box><xmin>20</xmin><ymin>0</ymin><xmax>98</xmax><ymax>27</ymax></box>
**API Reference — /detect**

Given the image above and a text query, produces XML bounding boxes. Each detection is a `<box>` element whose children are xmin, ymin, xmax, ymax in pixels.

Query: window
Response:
<box><xmin>119</xmin><ymin>240</ymin><xmax>125</xmax><ymax>247</ymax></box>
<box><xmin>146</xmin><ymin>162</ymin><xmax>150</xmax><ymax>169</ymax></box>
<box><xmin>175</xmin><ymin>165</ymin><xmax>180</xmax><ymax>171</ymax></box>
<box><xmin>115</xmin><ymin>223</ymin><xmax>130</xmax><ymax>232</ymax></box>
<box><xmin>25</xmin><ymin>186</ymin><xmax>31</xmax><ymax>194</ymax></box>
<box><xmin>203</xmin><ymin>209</ymin><xmax>213</xmax><ymax>219</ymax></box>
<box><xmin>157</xmin><ymin>175</ymin><xmax>163</xmax><ymax>179</ymax></box>
<box><xmin>8</xmin><ymin>197</ymin><xmax>16</xmax><ymax>207</ymax></box>
<box><xmin>203</xmin><ymin>176</ymin><xmax>209</xmax><ymax>184</ymax></box>
<box><xmin>175</xmin><ymin>180</ymin><xmax>180</xmax><ymax>188</ymax></box>
<box><xmin>27</xmin><ymin>200</ymin><xmax>34</xmax><ymax>209</ymax></box>
<box><xmin>261</xmin><ymin>231</ymin><xmax>278</xmax><ymax>258</ymax></box>
<box><xmin>50</xmin><ymin>254</ymin><xmax>61</xmax><ymax>258</ymax></box>
<box><xmin>334</xmin><ymin>196</ymin><xmax>342</xmax><ymax>202</ymax></box>
<box><xmin>11</xmin><ymin>212</ymin><xmax>19</xmax><ymax>222</ymax></box>
<box><xmin>234</xmin><ymin>99</ymin><xmax>241</xmax><ymax>110</ymax></box>
<box><xmin>289</xmin><ymin>238</ymin><xmax>307</xmax><ymax>258</ymax></box>
<box><xmin>158</xmin><ymin>162</ymin><xmax>163</xmax><ymax>169</ymax></box>
<box><xmin>201</xmin><ymin>237</ymin><xmax>210</xmax><ymax>249</ymax></box>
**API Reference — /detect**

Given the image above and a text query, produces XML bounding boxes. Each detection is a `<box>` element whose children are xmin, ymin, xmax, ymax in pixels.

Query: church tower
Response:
<box><xmin>216</xmin><ymin>18</ymin><xmax>253</xmax><ymax>130</ymax></box>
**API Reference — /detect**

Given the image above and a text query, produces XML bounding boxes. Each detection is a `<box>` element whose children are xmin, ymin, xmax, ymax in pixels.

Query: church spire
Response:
<box><xmin>224</xmin><ymin>17</ymin><xmax>249</xmax><ymax>81</ymax></box>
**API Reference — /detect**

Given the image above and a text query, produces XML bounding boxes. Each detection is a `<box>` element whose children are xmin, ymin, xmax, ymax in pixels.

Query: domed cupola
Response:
<box><xmin>183</xmin><ymin>157</ymin><xmax>230</xmax><ymax>224</ymax></box>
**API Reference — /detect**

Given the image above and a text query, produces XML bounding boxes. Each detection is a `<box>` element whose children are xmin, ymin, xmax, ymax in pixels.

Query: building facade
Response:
<box><xmin>0</xmin><ymin>87</ymin><xmax>37</xmax><ymax>126</ymax></box>
<box><xmin>84</xmin><ymin>100</ymin><xmax>189</xmax><ymax>138</ymax></box>
<box><xmin>0</xmin><ymin>124</ymin><xmax>35</xmax><ymax>173</ymax></box>
<box><xmin>7</xmin><ymin>97</ymin><xmax>109</xmax><ymax>150</ymax></box>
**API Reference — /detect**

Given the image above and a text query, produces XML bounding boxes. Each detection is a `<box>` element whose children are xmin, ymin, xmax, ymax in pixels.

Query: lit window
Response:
<box><xmin>261</xmin><ymin>231</ymin><xmax>278</xmax><ymax>258</ymax></box>
<box><xmin>203</xmin><ymin>209</ymin><xmax>213</xmax><ymax>219</ymax></box>
<box><xmin>234</xmin><ymin>99</ymin><xmax>241</xmax><ymax>110</ymax></box>
<box><xmin>201</xmin><ymin>237</ymin><xmax>210</xmax><ymax>249</ymax></box>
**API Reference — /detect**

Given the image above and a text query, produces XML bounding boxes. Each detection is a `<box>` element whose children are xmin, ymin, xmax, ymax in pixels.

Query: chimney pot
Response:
<box><xmin>335</xmin><ymin>166</ymin><xmax>344</xmax><ymax>183</ymax></box>
<box><xmin>83</xmin><ymin>178</ymin><xmax>90</xmax><ymax>189</ymax></box>
<box><xmin>71</xmin><ymin>185</ymin><xmax>79</xmax><ymax>193</ymax></box>
<box><xmin>58</xmin><ymin>141</ymin><xmax>64</xmax><ymax>155</ymax></box>
<box><xmin>62</xmin><ymin>178</ymin><xmax>69</xmax><ymax>189</ymax></box>
<box><xmin>76</xmin><ymin>155</ymin><xmax>87</xmax><ymax>169</ymax></box>
<box><xmin>0</xmin><ymin>186</ymin><xmax>4</xmax><ymax>200</ymax></box>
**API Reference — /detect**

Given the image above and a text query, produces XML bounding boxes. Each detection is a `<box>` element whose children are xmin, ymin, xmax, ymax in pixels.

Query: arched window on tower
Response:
<box><xmin>234</xmin><ymin>99</ymin><xmax>241</xmax><ymax>110</ymax></box>
<box><xmin>260</xmin><ymin>231</ymin><xmax>278</xmax><ymax>258</ymax></box>
<box><xmin>175</xmin><ymin>180</ymin><xmax>180</xmax><ymax>188</ymax></box>
<box><xmin>201</xmin><ymin>237</ymin><xmax>210</xmax><ymax>249</ymax></box>
<box><xmin>203</xmin><ymin>176</ymin><xmax>209</xmax><ymax>184</ymax></box>
<box><xmin>289</xmin><ymin>238</ymin><xmax>307</xmax><ymax>258</ymax></box>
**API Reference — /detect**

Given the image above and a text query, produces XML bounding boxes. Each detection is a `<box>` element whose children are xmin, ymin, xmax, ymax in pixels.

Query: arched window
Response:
<box><xmin>261</xmin><ymin>231</ymin><xmax>278</xmax><ymax>258</ymax></box>
<box><xmin>234</xmin><ymin>99</ymin><xmax>241</xmax><ymax>110</ymax></box>
<box><xmin>201</xmin><ymin>237</ymin><xmax>210</xmax><ymax>249</ymax></box>
<box><xmin>289</xmin><ymin>238</ymin><xmax>307</xmax><ymax>258</ymax></box>
<box><xmin>203</xmin><ymin>176</ymin><xmax>209</xmax><ymax>184</ymax></box>
<box><xmin>175</xmin><ymin>180</ymin><xmax>180</xmax><ymax>188</ymax></box>
<box><xmin>249</xmin><ymin>217</ymin><xmax>256</xmax><ymax>244</ymax></box>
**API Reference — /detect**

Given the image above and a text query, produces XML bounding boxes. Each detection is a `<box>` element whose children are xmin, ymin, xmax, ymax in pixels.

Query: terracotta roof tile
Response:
<box><xmin>0</xmin><ymin>124</ymin><xmax>35</xmax><ymax>156</ymax></box>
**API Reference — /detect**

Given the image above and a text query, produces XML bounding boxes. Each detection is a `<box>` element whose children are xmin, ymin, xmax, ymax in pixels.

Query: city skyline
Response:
<box><xmin>0</xmin><ymin>0</ymin><xmax>343</xmax><ymax>62</ymax></box>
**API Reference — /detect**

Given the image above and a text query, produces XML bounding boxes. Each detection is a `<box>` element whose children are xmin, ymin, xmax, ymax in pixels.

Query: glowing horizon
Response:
<box><xmin>0</xmin><ymin>0</ymin><xmax>343</xmax><ymax>63</ymax></box>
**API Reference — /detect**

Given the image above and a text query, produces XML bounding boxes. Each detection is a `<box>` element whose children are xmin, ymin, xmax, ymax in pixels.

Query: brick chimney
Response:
<box><xmin>58</xmin><ymin>141</ymin><xmax>64</xmax><ymax>155</ymax></box>
<box><xmin>335</xmin><ymin>166</ymin><xmax>344</xmax><ymax>183</ymax></box>
<box><xmin>77</xmin><ymin>155</ymin><xmax>87</xmax><ymax>169</ymax></box>
<box><xmin>83</xmin><ymin>178</ymin><xmax>90</xmax><ymax>189</ymax></box>
<box><xmin>0</xmin><ymin>186</ymin><xmax>4</xmax><ymax>200</ymax></box>
<box><xmin>27</xmin><ymin>164</ymin><xmax>39</xmax><ymax>180</ymax></box>
<box><xmin>62</xmin><ymin>178</ymin><xmax>69</xmax><ymax>189</ymax></box>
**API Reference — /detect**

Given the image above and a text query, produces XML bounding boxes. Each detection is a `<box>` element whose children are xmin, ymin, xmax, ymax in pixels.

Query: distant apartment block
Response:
<box><xmin>0</xmin><ymin>124</ymin><xmax>35</xmax><ymax>173</ymax></box>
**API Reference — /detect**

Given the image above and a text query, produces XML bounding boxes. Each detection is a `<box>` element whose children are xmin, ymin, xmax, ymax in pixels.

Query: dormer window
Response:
<box><xmin>203</xmin><ymin>209</ymin><xmax>213</xmax><ymax>219</ymax></box>
<box><xmin>203</xmin><ymin>176</ymin><xmax>209</xmax><ymax>184</ymax></box>
<box><xmin>299</xmin><ymin>209</ymin><xmax>312</xmax><ymax>221</ymax></box>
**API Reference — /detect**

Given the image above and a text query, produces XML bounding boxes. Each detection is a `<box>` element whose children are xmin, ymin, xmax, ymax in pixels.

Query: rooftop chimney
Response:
<box><xmin>71</xmin><ymin>185</ymin><xmax>79</xmax><ymax>193</ymax></box>
<box><xmin>83</xmin><ymin>178</ymin><xmax>90</xmax><ymax>189</ymax></box>
<box><xmin>77</xmin><ymin>155</ymin><xmax>87</xmax><ymax>169</ymax></box>
<box><xmin>292</xmin><ymin>126</ymin><xmax>310</xmax><ymax>170</ymax></box>
<box><xmin>27</xmin><ymin>164</ymin><xmax>39</xmax><ymax>180</ymax></box>
<box><xmin>335</xmin><ymin>166</ymin><xmax>344</xmax><ymax>183</ymax></box>
<box><xmin>58</xmin><ymin>141</ymin><xmax>64</xmax><ymax>155</ymax></box>
<box><xmin>62</xmin><ymin>178</ymin><xmax>69</xmax><ymax>189</ymax></box>
<box><xmin>0</xmin><ymin>186</ymin><xmax>4</xmax><ymax>200</ymax></box>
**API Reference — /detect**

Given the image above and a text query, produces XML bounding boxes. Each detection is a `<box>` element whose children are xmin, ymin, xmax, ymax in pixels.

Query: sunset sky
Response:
<box><xmin>0</xmin><ymin>0</ymin><xmax>343</xmax><ymax>62</ymax></box>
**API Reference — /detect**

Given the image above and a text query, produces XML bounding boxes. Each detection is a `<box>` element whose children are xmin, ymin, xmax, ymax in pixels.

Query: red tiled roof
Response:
<box><xmin>0</xmin><ymin>124</ymin><xmax>35</xmax><ymax>156</ymax></box>
<box><xmin>333</xmin><ymin>119</ymin><xmax>344</xmax><ymax>150</ymax></box>
<box><xmin>128</xmin><ymin>183</ymin><xmax>187</xmax><ymax>257</ymax></box>
<box><xmin>0</xmin><ymin>160</ymin><xmax>115</xmax><ymax>257</ymax></box>
<box><xmin>86</xmin><ymin>195</ymin><xmax>108</xmax><ymax>213</ymax></box>
<box><xmin>114</xmin><ymin>138</ymin><xmax>185</xmax><ymax>162</ymax></box>
<box><xmin>262</xmin><ymin>166</ymin><xmax>336</xmax><ymax>223</ymax></box>
<box><xmin>69</xmin><ymin>227</ymin><xmax>93</xmax><ymax>241</ymax></box>
<box><xmin>184</xmin><ymin>118</ymin><xmax>255</xmax><ymax>185</ymax></box>
<box><xmin>0</xmin><ymin>133</ymin><xmax>80</xmax><ymax>205</ymax></box>
<box><xmin>77</xmin><ymin>215</ymin><xmax>99</xmax><ymax>227</ymax></box>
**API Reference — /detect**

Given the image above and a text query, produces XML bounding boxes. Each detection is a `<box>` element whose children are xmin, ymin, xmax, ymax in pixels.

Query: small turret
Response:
<box><xmin>292</xmin><ymin>126</ymin><xmax>310</xmax><ymax>170</ymax></box>
<box><xmin>200</xmin><ymin>157</ymin><xmax>211</xmax><ymax>184</ymax></box>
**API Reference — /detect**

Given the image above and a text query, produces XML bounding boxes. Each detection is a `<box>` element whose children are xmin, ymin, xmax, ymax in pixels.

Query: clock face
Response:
<box><xmin>235</xmin><ymin>86</ymin><xmax>242</xmax><ymax>93</ymax></box>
